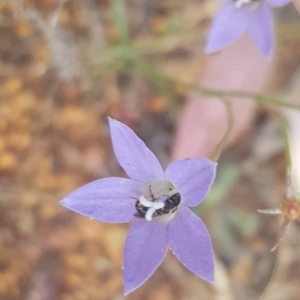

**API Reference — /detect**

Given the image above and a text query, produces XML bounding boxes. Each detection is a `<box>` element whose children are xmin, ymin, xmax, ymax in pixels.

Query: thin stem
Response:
<box><xmin>210</xmin><ymin>99</ymin><xmax>233</xmax><ymax>162</ymax></box>
<box><xmin>110</xmin><ymin>0</ymin><xmax>129</xmax><ymax>44</ymax></box>
<box><xmin>50</xmin><ymin>0</ymin><xmax>67</xmax><ymax>28</ymax></box>
<box><xmin>283</xmin><ymin>126</ymin><xmax>292</xmax><ymax>171</ymax></box>
<box><xmin>257</xmin><ymin>240</ymin><xmax>285</xmax><ymax>300</ymax></box>
<box><xmin>271</xmin><ymin>113</ymin><xmax>292</xmax><ymax>170</ymax></box>
<box><xmin>130</xmin><ymin>60</ymin><xmax>300</xmax><ymax>112</ymax></box>
<box><xmin>198</xmin><ymin>89</ymin><xmax>300</xmax><ymax>112</ymax></box>
<box><xmin>269</xmin><ymin>112</ymin><xmax>300</xmax><ymax>201</ymax></box>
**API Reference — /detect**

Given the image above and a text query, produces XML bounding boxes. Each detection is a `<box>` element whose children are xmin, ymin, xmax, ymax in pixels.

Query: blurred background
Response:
<box><xmin>1</xmin><ymin>0</ymin><xmax>300</xmax><ymax>299</ymax></box>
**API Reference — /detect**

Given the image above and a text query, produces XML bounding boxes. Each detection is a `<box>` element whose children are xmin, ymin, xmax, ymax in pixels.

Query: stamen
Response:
<box><xmin>152</xmin><ymin>202</ymin><xmax>164</xmax><ymax>209</ymax></box>
<box><xmin>139</xmin><ymin>195</ymin><xmax>164</xmax><ymax>221</ymax></box>
<box><xmin>139</xmin><ymin>196</ymin><xmax>155</xmax><ymax>207</ymax></box>
<box><xmin>145</xmin><ymin>207</ymin><xmax>157</xmax><ymax>221</ymax></box>
<box><xmin>235</xmin><ymin>0</ymin><xmax>251</xmax><ymax>7</ymax></box>
<box><xmin>138</xmin><ymin>196</ymin><xmax>164</xmax><ymax>209</ymax></box>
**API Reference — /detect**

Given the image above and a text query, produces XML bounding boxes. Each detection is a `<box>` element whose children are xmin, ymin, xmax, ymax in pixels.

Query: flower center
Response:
<box><xmin>233</xmin><ymin>0</ymin><xmax>264</xmax><ymax>9</ymax></box>
<box><xmin>135</xmin><ymin>180</ymin><xmax>181</xmax><ymax>221</ymax></box>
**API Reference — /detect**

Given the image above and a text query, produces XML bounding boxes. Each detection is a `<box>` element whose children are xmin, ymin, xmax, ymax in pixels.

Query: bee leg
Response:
<box><xmin>171</xmin><ymin>207</ymin><xmax>178</xmax><ymax>213</ymax></box>
<box><xmin>133</xmin><ymin>213</ymin><xmax>144</xmax><ymax>218</ymax></box>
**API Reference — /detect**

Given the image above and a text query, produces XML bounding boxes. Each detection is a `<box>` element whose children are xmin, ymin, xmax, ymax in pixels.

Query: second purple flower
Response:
<box><xmin>205</xmin><ymin>0</ymin><xmax>292</xmax><ymax>59</ymax></box>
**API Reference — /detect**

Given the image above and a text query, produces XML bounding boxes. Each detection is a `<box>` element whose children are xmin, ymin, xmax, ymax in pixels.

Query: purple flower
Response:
<box><xmin>205</xmin><ymin>0</ymin><xmax>291</xmax><ymax>59</ymax></box>
<box><xmin>60</xmin><ymin>118</ymin><xmax>217</xmax><ymax>295</ymax></box>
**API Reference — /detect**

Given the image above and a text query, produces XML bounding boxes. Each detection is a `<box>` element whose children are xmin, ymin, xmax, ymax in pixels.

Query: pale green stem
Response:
<box><xmin>131</xmin><ymin>60</ymin><xmax>300</xmax><ymax>112</ymax></box>
<box><xmin>272</xmin><ymin>113</ymin><xmax>300</xmax><ymax>201</ymax></box>
<box><xmin>110</xmin><ymin>0</ymin><xmax>129</xmax><ymax>44</ymax></box>
<box><xmin>210</xmin><ymin>99</ymin><xmax>233</xmax><ymax>162</ymax></box>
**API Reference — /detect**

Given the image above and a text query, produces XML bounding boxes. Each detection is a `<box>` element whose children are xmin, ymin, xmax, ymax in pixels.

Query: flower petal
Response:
<box><xmin>124</xmin><ymin>219</ymin><xmax>168</xmax><ymax>295</ymax></box>
<box><xmin>165</xmin><ymin>158</ymin><xmax>217</xmax><ymax>207</ymax></box>
<box><xmin>108</xmin><ymin>118</ymin><xmax>165</xmax><ymax>183</ymax></box>
<box><xmin>266</xmin><ymin>0</ymin><xmax>291</xmax><ymax>7</ymax></box>
<box><xmin>248</xmin><ymin>5</ymin><xmax>274</xmax><ymax>59</ymax></box>
<box><xmin>257</xmin><ymin>208</ymin><xmax>282</xmax><ymax>214</ymax></box>
<box><xmin>60</xmin><ymin>177</ymin><xmax>140</xmax><ymax>223</ymax></box>
<box><xmin>168</xmin><ymin>206</ymin><xmax>214</xmax><ymax>282</ymax></box>
<box><xmin>205</xmin><ymin>3</ymin><xmax>250</xmax><ymax>54</ymax></box>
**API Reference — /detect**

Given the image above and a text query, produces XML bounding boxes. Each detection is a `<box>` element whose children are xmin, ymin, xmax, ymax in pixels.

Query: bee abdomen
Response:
<box><xmin>135</xmin><ymin>200</ymin><xmax>148</xmax><ymax>217</ymax></box>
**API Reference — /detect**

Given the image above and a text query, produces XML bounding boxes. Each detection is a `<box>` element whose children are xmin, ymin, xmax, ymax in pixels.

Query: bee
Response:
<box><xmin>157</xmin><ymin>192</ymin><xmax>181</xmax><ymax>215</ymax></box>
<box><xmin>134</xmin><ymin>186</ymin><xmax>181</xmax><ymax>219</ymax></box>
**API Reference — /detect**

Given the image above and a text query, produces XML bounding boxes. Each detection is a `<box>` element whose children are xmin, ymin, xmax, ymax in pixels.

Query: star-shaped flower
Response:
<box><xmin>258</xmin><ymin>170</ymin><xmax>300</xmax><ymax>251</ymax></box>
<box><xmin>205</xmin><ymin>0</ymin><xmax>292</xmax><ymax>59</ymax></box>
<box><xmin>61</xmin><ymin>118</ymin><xmax>217</xmax><ymax>295</ymax></box>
